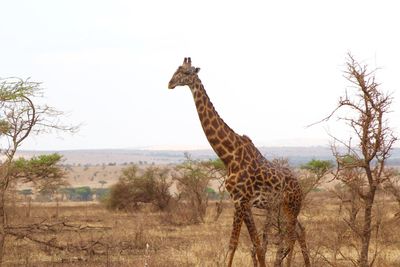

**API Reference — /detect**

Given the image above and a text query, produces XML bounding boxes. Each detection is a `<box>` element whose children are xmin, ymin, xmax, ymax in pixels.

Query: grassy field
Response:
<box><xmin>4</xmin><ymin>192</ymin><xmax>400</xmax><ymax>267</ymax></box>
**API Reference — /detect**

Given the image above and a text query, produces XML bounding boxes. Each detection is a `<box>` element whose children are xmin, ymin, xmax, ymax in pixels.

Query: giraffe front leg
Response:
<box><xmin>226</xmin><ymin>204</ymin><xmax>243</xmax><ymax>267</ymax></box>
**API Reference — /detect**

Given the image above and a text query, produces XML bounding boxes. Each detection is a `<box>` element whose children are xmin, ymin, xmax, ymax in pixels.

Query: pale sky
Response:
<box><xmin>1</xmin><ymin>0</ymin><xmax>399</xmax><ymax>150</ymax></box>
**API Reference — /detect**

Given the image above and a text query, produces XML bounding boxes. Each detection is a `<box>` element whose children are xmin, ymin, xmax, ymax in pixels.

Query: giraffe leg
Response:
<box><xmin>274</xmin><ymin>210</ymin><xmax>296</xmax><ymax>267</ymax></box>
<box><xmin>295</xmin><ymin>221</ymin><xmax>311</xmax><ymax>267</ymax></box>
<box><xmin>251</xmin><ymin>248</ymin><xmax>258</xmax><ymax>267</ymax></box>
<box><xmin>251</xmin><ymin>216</ymin><xmax>270</xmax><ymax>267</ymax></box>
<box><xmin>285</xmin><ymin>248</ymin><xmax>294</xmax><ymax>267</ymax></box>
<box><xmin>261</xmin><ymin>213</ymin><xmax>272</xmax><ymax>254</ymax></box>
<box><xmin>242</xmin><ymin>204</ymin><xmax>266</xmax><ymax>267</ymax></box>
<box><xmin>282</xmin><ymin>220</ymin><xmax>311</xmax><ymax>267</ymax></box>
<box><xmin>285</xmin><ymin>223</ymin><xmax>295</xmax><ymax>267</ymax></box>
<box><xmin>259</xmin><ymin>212</ymin><xmax>273</xmax><ymax>263</ymax></box>
<box><xmin>226</xmin><ymin>204</ymin><xmax>244</xmax><ymax>267</ymax></box>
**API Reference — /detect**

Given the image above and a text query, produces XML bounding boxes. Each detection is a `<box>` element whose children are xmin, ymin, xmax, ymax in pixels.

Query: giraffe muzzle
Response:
<box><xmin>168</xmin><ymin>82</ymin><xmax>175</xmax><ymax>89</ymax></box>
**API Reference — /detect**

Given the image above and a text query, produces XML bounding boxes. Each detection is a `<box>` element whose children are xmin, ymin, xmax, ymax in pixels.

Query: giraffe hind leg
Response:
<box><xmin>274</xmin><ymin>221</ymin><xmax>296</xmax><ymax>267</ymax></box>
<box><xmin>274</xmin><ymin>208</ymin><xmax>297</xmax><ymax>267</ymax></box>
<box><xmin>251</xmin><ymin>216</ymin><xmax>271</xmax><ymax>267</ymax></box>
<box><xmin>282</xmin><ymin>220</ymin><xmax>311</xmax><ymax>267</ymax></box>
<box><xmin>295</xmin><ymin>220</ymin><xmax>311</xmax><ymax>267</ymax></box>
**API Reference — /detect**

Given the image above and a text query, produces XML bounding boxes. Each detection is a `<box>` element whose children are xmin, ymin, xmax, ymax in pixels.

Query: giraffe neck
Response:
<box><xmin>188</xmin><ymin>78</ymin><xmax>239</xmax><ymax>165</ymax></box>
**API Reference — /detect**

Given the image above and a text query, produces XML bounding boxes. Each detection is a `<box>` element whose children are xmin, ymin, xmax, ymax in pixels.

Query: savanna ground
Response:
<box><xmin>4</xmin><ymin>191</ymin><xmax>400</xmax><ymax>267</ymax></box>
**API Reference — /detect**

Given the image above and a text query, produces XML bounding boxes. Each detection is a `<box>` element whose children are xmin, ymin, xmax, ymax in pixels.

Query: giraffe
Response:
<box><xmin>168</xmin><ymin>58</ymin><xmax>310</xmax><ymax>267</ymax></box>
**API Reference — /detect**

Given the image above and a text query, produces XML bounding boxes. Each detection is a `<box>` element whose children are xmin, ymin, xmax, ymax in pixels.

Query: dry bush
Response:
<box><xmin>383</xmin><ymin>169</ymin><xmax>400</xmax><ymax>214</ymax></box>
<box><xmin>300</xmin><ymin>189</ymin><xmax>400</xmax><ymax>267</ymax></box>
<box><xmin>160</xmin><ymin>199</ymin><xmax>199</xmax><ymax>226</ymax></box>
<box><xmin>106</xmin><ymin>165</ymin><xmax>172</xmax><ymax>212</ymax></box>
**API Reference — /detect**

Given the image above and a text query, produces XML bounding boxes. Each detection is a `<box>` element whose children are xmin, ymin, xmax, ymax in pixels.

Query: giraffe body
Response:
<box><xmin>168</xmin><ymin>58</ymin><xmax>309</xmax><ymax>267</ymax></box>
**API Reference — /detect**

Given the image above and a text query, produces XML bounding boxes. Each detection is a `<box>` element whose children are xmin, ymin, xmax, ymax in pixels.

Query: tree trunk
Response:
<box><xmin>0</xmin><ymin>190</ymin><xmax>6</xmax><ymax>266</ymax></box>
<box><xmin>214</xmin><ymin>201</ymin><xmax>223</xmax><ymax>221</ymax></box>
<box><xmin>359</xmin><ymin>192</ymin><xmax>375</xmax><ymax>267</ymax></box>
<box><xmin>56</xmin><ymin>197</ymin><xmax>59</xmax><ymax>218</ymax></box>
<box><xmin>26</xmin><ymin>197</ymin><xmax>31</xmax><ymax>218</ymax></box>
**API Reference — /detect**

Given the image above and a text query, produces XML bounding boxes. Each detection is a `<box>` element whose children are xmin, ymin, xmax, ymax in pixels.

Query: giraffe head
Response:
<box><xmin>168</xmin><ymin>57</ymin><xmax>200</xmax><ymax>89</ymax></box>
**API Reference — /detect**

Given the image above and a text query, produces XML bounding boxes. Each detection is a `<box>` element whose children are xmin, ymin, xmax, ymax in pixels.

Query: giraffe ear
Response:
<box><xmin>195</xmin><ymin>67</ymin><xmax>200</xmax><ymax>73</ymax></box>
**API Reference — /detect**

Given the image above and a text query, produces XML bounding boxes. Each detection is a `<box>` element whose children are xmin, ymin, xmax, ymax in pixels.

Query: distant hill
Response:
<box><xmin>16</xmin><ymin>147</ymin><xmax>400</xmax><ymax>167</ymax></box>
<box><xmin>15</xmin><ymin>147</ymin><xmax>400</xmax><ymax>189</ymax></box>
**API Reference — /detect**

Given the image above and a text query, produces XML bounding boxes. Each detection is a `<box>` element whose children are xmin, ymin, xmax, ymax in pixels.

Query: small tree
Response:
<box><xmin>98</xmin><ymin>180</ymin><xmax>107</xmax><ymax>188</ymax></box>
<box><xmin>19</xmin><ymin>189</ymin><xmax>33</xmax><ymax>199</ymax></box>
<box><xmin>11</xmin><ymin>154</ymin><xmax>69</xmax><ymax>198</ymax></box>
<box><xmin>317</xmin><ymin>54</ymin><xmax>398</xmax><ymax>267</ymax></box>
<box><xmin>300</xmin><ymin>159</ymin><xmax>334</xmax><ymax>197</ymax></box>
<box><xmin>172</xmin><ymin>154</ymin><xmax>213</xmax><ymax>223</ymax></box>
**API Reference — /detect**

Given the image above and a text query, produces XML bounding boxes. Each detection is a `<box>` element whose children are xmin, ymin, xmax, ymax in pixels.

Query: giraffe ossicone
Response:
<box><xmin>168</xmin><ymin>57</ymin><xmax>310</xmax><ymax>267</ymax></box>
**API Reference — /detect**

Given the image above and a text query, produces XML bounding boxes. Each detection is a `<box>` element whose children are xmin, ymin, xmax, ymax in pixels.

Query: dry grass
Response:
<box><xmin>3</xmin><ymin>192</ymin><xmax>400</xmax><ymax>267</ymax></box>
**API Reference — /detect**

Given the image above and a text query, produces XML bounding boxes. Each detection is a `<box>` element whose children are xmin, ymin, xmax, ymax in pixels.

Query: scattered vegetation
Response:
<box><xmin>3</xmin><ymin>190</ymin><xmax>400</xmax><ymax>266</ymax></box>
<box><xmin>1</xmin><ymin>57</ymin><xmax>400</xmax><ymax>266</ymax></box>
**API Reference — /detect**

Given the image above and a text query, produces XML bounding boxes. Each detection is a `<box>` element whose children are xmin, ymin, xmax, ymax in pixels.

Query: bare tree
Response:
<box><xmin>0</xmin><ymin>78</ymin><xmax>76</xmax><ymax>265</ymax></box>
<box><xmin>317</xmin><ymin>54</ymin><xmax>397</xmax><ymax>267</ymax></box>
